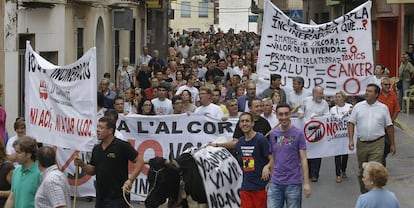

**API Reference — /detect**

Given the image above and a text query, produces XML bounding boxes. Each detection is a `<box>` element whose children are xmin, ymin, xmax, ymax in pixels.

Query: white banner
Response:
<box><xmin>304</xmin><ymin>114</ymin><xmax>356</xmax><ymax>159</ymax></box>
<box><xmin>192</xmin><ymin>147</ymin><xmax>243</xmax><ymax>208</ymax></box>
<box><xmin>58</xmin><ymin>114</ymin><xmax>354</xmax><ymax>200</ymax></box>
<box><xmin>25</xmin><ymin>42</ymin><xmax>97</xmax><ymax>151</ymax></box>
<box><xmin>67</xmin><ymin>114</ymin><xmax>238</xmax><ymax>200</ymax></box>
<box><xmin>257</xmin><ymin>0</ymin><xmax>373</xmax><ymax>96</ymax></box>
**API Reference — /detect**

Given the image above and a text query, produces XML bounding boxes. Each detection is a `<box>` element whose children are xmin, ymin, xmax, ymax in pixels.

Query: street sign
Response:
<box><xmin>289</xmin><ymin>10</ymin><xmax>303</xmax><ymax>23</ymax></box>
<box><xmin>249</xmin><ymin>15</ymin><xmax>258</xmax><ymax>22</ymax></box>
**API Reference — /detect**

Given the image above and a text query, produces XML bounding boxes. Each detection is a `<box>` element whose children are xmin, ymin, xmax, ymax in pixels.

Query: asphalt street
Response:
<box><xmin>74</xmin><ymin>114</ymin><xmax>414</xmax><ymax>208</ymax></box>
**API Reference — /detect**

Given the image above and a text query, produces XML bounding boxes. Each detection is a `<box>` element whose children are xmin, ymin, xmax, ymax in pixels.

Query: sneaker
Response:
<box><xmin>341</xmin><ymin>172</ymin><xmax>347</xmax><ymax>178</ymax></box>
<box><xmin>311</xmin><ymin>177</ymin><xmax>318</xmax><ymax>182</ymax></box>
<box><xmin>336</xmin><ymin>176</ymin><xmax>342</xmax><ymax>183</ymax></box>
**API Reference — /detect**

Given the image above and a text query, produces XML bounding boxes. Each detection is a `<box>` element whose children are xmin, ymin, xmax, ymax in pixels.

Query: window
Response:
<box><xmin>77</xmin><ymin>28</ymin><xmax>84</xmax><ymax>59</ymax></box>
<box><xmin>130</xmin><ymin>19</ymin><xmax>136</xmax><ymax>65</ymax></box>
<box><xmin>114</xmin><ymin>31</ymin><xmax>120</xmax><ymax>70</ymax></box>
<box><xmin>199</xmin><ymin>2</ymin><xmax>208</xmax><ymax>17</ymax></box>
<box><xmin>181</xmin><ymin>1</ymin><xmax>191</xmax><ymax>17</ymax></box>
<box><xmin>39</xmin><ymin>51</ymin><xmax>58</xmax><ymax>65</ymax></box>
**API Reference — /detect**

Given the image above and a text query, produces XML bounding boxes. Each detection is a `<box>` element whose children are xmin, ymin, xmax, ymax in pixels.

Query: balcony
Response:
<box><xmin>18</xmin><ymin>0</ymin><xmax>66</xmax><ymax>8</ymax></box>
<box><xmin>108</xmin><ymin>0</ymin><xmax>141</xmax><ymax>7</ymax></box>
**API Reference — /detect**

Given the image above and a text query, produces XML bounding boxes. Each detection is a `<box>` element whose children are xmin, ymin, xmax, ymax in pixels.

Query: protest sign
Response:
<box><xmin>192</xmin><ymin>147</ymin><xmax>243</xmax><ymax>208</ymax></box>
<box><xmin>25</xmin><ymin>42</ymin><xmax>97</xmax><ymax>151</ymax></box>
<box><xmin>257</xmin><ymin>0</ymin><xmax>373</xmax><ymax>96</ymax></box>
<box><xmin>58</xmin><ymin>114</ymin><xmax>352</xmax><ymax>200</ymax></box>
<box><xmin>304</xmin><ymin>114</ymin><xmax>356</xmax><ymax>159</ymax></box>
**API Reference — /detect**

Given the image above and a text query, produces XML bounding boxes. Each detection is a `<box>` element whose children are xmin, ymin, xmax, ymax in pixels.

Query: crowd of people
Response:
<box><xmin>0</xmin><ymin>27</ymin><xmax>410</xmax><ymax>207</ymax></box>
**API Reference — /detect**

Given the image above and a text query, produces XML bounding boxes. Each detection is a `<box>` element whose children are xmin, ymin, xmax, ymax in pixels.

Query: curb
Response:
<box><xmin>395</xmin><ymin>119</ymin><xmax>414</xmax><ymax>137</ymax></box>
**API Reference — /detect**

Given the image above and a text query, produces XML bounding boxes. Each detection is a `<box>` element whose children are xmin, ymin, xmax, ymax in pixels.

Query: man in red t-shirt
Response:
<box><xmin>377</xmin><ymin>77</ymin><xmax>400</xmax><ymax>166</ymax></box>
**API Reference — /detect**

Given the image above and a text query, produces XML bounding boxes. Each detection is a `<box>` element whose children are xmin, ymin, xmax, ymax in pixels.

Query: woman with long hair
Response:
<box><xmin>140</xmin><ymin>100</ymin><xmax>156</xmax><ymax>115</ymax></box>
<box><xmin>171</xmin><ymin>71</ymin><xmax>186</xmax><ymax>94</ymax></box>
<box><xmin>132</xmin><ymin>88</ymin><xmax>147</xmax><ymax>114</ymax></box>
<box><xmin>180</xmin><ymin>90</ymin><xmax>196</xmax><ymax>113</ymax></box>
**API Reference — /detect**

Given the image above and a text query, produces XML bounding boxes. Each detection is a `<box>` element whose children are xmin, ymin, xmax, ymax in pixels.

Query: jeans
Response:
<box><xmin>308</xmin><ymin>158</ymin><xmax>321</xmax><ymax>178</ymax></box>
<box><xmin>334</xmin><ymin>154</ymin><xmax>348</xmax><ymax>176</ymax></box>
<box><xmin>267</xmin><ymin>183</ymin><xmax>302</xmax><ymax>208</ymax></box>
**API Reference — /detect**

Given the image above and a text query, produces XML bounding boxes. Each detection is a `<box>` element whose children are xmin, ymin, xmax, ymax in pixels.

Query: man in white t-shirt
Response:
<box><xmin>175</xmin><ymin>74</ymin><xmax>200</xmax><ymax>105</ymax></box>
<box><xmin>177</xmin><ymin>41</ymin><xmax>190</xmax><ymax>60</ymax></box>
<box><xmin>195</xmin><ymin>87</ymin><xmax>224</xmax><ymax>120</ymax></box>
<box><xmin>152</xmin><ymin>84</ymin><xmax>173</xmax><ymax>115</ymax></box>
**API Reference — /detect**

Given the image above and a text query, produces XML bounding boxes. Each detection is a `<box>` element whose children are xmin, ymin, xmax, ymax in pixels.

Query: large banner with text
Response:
<box><xmin>58</xmin><ymin>114</ymin><xmax>355</xmax><ymax>200</ymax></box>
<box><xmin>25</xmin><ymin>42</ymin><xmax>97</xmax><ymax>151</ymax></box>
<box><xmin>257</xmin><ymin>0</ymin><xmax>373</xmax><ymax>96</ymax></box>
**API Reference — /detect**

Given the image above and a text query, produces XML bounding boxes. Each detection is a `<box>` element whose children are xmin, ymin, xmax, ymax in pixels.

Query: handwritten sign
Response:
<box><xmin>192</xmin><ymin>147</ymin><xmax>242</xmax><ymax>208</ymax></box>
<box><xmin>257</xmin><ymin>0</ymin><xmax>373</xmax><ymax>95</ymax></box>
<box><xmin>25</xmin><ymin>42</ymin><xmax>97</xmax><ymax>151</ymax></box>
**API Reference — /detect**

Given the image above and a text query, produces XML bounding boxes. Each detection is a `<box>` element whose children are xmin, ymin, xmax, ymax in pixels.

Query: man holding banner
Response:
<box><xmin>298</xmin><ymin>86</ymin><xmax>329</xmax><ymax>182</ymax></box>
<box><xmin>74</xmin><ymin>117</ymin><xmax>144</xmax><ymax>208</ymax></box>
<box><xmin>235</xmin><ymin>112</ymin><xmax>270</xmax><ymax>208</ymax></box>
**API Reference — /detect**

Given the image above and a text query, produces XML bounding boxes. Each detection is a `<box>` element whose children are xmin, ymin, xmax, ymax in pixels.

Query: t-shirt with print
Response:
<box><xmin>235</xmin><ymin>133</ymin><xmax>270</xmax><ymax>191</ymax></box>
<box><xmin>269</xmin><ymin>125</ymin><xmax>306</xmax><ymax>185</ymax></box>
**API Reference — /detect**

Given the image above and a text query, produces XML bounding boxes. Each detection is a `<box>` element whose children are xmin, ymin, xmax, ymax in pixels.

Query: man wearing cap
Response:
<box><xmin>260</xmin><ymin>74</ymin><xmax>287</xmax><ymax>103</ymax></box>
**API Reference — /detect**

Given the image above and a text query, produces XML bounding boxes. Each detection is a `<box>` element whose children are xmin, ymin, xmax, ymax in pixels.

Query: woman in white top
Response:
<box><xmin>6</xmin><ymin>117</ymin><xmax>26</xmax><ymax>164</ymax></box>
<box><xmin>116</xmin><ymin>57</ymin><xmax>135</xmax><ymax>98</ymax></box>
<box><xmin>330</xmin><ymin>91</ymin><xmax>353</xmax><ymax>183</ymax></box>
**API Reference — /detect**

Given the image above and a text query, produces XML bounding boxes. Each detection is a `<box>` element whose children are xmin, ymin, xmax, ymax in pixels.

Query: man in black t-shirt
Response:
<box><xmin>75</xmin><ymin>117</ymin><xmax>144</xmax><ymax>208</ymax></box>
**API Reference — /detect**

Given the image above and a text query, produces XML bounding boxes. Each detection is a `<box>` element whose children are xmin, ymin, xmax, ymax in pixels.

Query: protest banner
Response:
<box><xmin>304</xmin><ymin>114</ymin><xmax>356</xmax><ymax>159</ymax></box>
<box><xmin>192</xmin><ymin>147</ymin><xmax>243</xmax><ymax>208</ymax></box>
<box><xmin>257</xmin><ymin>0</ymin><xmax>373</xmax><ymax>96</ymax></box>
<box><xmin>25</xmin><ymin>42</ymin><xmax>97</xmax><ymax>151</ymax></box>
<box><xmin>62</xmin><ymin>114</ymin><xmax>238</xmax><ymax>201</ymax></box>
<box><xmin>59</xmin><ymin>114</ymin><xmax>352</xmax><ymax>200</ymax></box>
<box><xmin>24</xmin><ymin>41</ymin><xmax>359</xmax><ymax>201</ymax></box>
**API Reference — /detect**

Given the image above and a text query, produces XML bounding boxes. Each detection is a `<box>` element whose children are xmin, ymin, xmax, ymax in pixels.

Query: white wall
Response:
<box><xmin>3</xmin><ymin>3</ymin><xmax>145</xmax><ymax>135</ymax></box>
<box><xmin>218</xmin><ymin>0</ymin><xmax>257</xmax><ymax>33</ymax></box>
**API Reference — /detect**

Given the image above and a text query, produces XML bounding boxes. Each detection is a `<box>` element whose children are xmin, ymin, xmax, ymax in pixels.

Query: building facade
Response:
<box><xmin>2</xmin><ymin>0</ymin><xmax>147</xmax><ymax>133</ymax></box>
<box><xmin>169</xmin><ymin>0</ymin><xmax>214</xmax><ymax>33</ymax></box>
